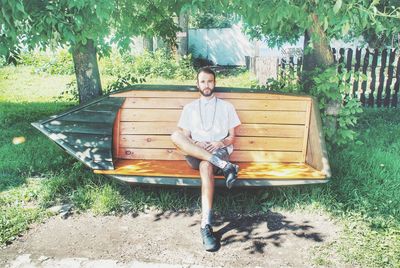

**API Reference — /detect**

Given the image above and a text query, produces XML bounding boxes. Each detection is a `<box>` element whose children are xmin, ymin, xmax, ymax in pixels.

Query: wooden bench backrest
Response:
<box><xmin>111</xmin><ymin>90</ymin><xmax>313</xmax><ymax>163</ymax></box>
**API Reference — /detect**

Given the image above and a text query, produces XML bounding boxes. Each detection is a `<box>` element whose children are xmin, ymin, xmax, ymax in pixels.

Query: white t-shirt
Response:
<box><xmin>178</xmin><ymin>96</ymin><xmax>241</xmax><ymax>154</ymax></box>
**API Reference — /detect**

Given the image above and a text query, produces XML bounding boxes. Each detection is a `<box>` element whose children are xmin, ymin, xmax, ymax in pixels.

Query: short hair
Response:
<box><xmin>197</xmin><ymin>67</ymin><xmax>216</xmax><ymax>82</ymax></box>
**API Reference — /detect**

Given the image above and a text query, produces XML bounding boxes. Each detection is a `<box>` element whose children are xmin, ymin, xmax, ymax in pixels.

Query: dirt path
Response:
<box><xmin>1</xmin><ymin>210</ymin><xmax>345</xmax><ymax>267</ymax></box>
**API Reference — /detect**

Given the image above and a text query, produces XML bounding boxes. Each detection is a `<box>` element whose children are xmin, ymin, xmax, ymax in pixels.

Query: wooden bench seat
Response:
<box><xmin>95</xmin><ymin>160</ymin><xmax>325</xmax><ymax>178</ymax></box>
<box><xmin>94</xmin><ymin>86</ymin><xmax>331</xmax><ymax>186</ymax></box>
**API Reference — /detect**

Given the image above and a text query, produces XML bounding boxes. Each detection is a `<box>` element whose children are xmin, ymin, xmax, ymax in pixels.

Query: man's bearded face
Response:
<box><xmin>197</xmin><ymin>72</ymin><xmax>216</xmax><ymax>97</ymax></box>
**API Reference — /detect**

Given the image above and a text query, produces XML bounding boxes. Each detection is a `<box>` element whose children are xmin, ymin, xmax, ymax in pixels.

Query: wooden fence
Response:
<box><xmin>278</xmin><ymin>48</ymin><xmax>400</xmax><ymax>108</ymax></box>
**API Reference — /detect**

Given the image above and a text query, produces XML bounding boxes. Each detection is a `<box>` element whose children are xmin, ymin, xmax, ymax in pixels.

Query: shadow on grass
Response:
<box><xmin>0</xmin><ymin>101</ymin><xmax>74</xmax><ymax>191</ymax></box>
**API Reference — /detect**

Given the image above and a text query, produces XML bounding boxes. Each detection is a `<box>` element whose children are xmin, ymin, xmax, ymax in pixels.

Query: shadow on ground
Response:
<box><xmin>151</xmin><ymin>209</ymin><xmax>325</xmax><ymax>254</ymax></box>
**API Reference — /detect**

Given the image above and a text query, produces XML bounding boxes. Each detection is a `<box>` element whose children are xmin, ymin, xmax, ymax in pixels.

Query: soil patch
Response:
<box><xmin>1</xmin><ymin>210</ymin><xmax>344</xmax><ymax>267</ymax></box>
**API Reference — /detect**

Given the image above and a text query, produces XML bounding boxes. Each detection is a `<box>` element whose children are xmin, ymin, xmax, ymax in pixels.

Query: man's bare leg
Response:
<box><xmin>199</xmin><ymin>161</ymin><xmax>214</xmax><ymax>227</ymax></box>
<box><xmin>171</xmin><ymin>130</ymin><xmax>238</xmax><ymax>188</ymax></box>
<box><xmin>198</xmin><ymin>160</ymin><xmax>219</xmax><ymax>251</ymax></box>
<box><xmin>170</xmin><ymin>130</ymin><xmax>213</xmax><ymax>161</ymax></box>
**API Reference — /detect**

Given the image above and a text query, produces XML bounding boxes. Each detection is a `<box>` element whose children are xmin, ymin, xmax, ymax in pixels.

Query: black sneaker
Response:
<box><xmin>222</xmin><ymin>163</ymin><xmax>239</xmax><ymax>189</ymax></box>
<box><xmin>200</xmin><ymin>224</ymin><xmax>218</xmax><ymax>251</ymax></box>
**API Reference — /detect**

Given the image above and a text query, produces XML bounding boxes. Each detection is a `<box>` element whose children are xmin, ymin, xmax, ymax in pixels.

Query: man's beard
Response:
<box><xmin>199</xmin><ymin>87</ymin><xmax>214</xmax><ymax>97</ymax></box>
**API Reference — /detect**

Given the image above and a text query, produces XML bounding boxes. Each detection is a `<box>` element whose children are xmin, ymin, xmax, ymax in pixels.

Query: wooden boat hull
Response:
<box><xmin>32</xmin><ymin>85</ymin><xmax>331</xmax><ymax>186</ymax></box>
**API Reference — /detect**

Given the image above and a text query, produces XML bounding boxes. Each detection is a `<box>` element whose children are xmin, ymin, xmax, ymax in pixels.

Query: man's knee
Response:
<box><xmin>170</xmin><ymin>130</ymin><xmax>183</xmax><ymax>144</ymax></box>
<box><xmin>199</xmin><ymin>161</ymin><xmax>213</xmax><ymax>174</ymax></box>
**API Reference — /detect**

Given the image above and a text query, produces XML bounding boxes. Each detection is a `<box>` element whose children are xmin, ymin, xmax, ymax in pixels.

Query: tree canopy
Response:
<box><xmin>0</xmin><ymin>0</ymin><xmax>189</xmax><ymax>102</ymax></box>
<box><xmin>1</xmin><ymin>0</ymin><xmax>185</xmax><ymax>57</ymax></box>
<box><xmin>1</xmin><ymin>0</ymin><xmax>399</xmax><ymax>103</ymax></box>
<box><xmin>227</xmin><ymin>0</ymin><xmax>399</xmax><ymax>48</ymax></box>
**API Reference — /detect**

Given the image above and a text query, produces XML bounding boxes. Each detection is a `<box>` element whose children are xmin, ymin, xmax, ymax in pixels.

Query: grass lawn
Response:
<box><xmin>0</xmin><ymin>65</ymin><xmax>399</xmax><ymax>267</ymax></box>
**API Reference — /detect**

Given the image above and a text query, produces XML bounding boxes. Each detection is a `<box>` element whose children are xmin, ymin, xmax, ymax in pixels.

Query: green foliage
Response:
<box><xmin>229</xmin><ymin>0</ymin><xmax>400</xmax><ymax>48</ymax></box>
<box><xmin>56</xmin><ymin>80</ymin><xmax>79</xmax><ymax>103</ymax></box>
<box><xmin>98</xmin><ymin>50</ymin><xmax>134</xmax><ymax>76</ymax></box>
<box><xmin>264</xmin><ymin>67</ymin><xmax>301</xmax><ymax>93</ymax></box>
<box><xmin>258</xmin><ymin>65</ymin><xmax>363</xmax><ymax>147</ymax></box>
<box><xmin>0</xmin><ymin>0</ymin><xmax>187</xmax><ymax>59</ymax></box>
<box><xmin>19</xmin><ymin>48</ymin><xmax>196</xmax><ymax>93</ymax></box>
<box><xmin>91</xmin><ymin>184</ymin><xmax>125</xmax><ymax>215</ymax></box>
<box><xmin>57</xmin><ymin>73</ymin><xmax>146</xmax><ymax>103</ymax></box>
<box><xmin>0</xmin><ymin>179</ymin><xmax>46</xmax><ymax>245</ymax></box>
<box><xmin>327</xmin><ymin>108</ymin><xmax>400</xmax><ymax>267</ymax></box>
<box><xmin>133</xmin><ymin>49</ymin><xmax>195</xmax><ymax>80</ymax></box>
<box><xmin>310</xmin><ymin>66</ymin><xmax>364</xmax><ymax>146</ymax></box>
<box><xmin>2</xmin><ymin>66</ymin><xmax>400</xmax><ymax>267</ymax></box>
<box><xmin>19</xmin><ymin>49</ymin><xmax>74</xmax><ymax>75</ymax></box>
<box><xmin>175</xmin><ymin>55</ymin><xmax>196</xmax><ymax>80</ymax></box>
<box><xmin>103</xmin><ymin>73</ymin><xmax>146</xmax><ymax>95</ymax></box>
<box><xmin>190</xmin><ymin>8</ymin><xmax>238</xmax><ymax>28</ymax></box>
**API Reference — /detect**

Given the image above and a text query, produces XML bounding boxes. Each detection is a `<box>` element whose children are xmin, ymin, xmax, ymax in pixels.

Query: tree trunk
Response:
<box><xmin>72</xmin><ymin>40</ymin><xmax>102</xmax><ymax>104</ymax></box>
<box><xmin>301</xmin><ymin>13</ymin><xmax>335</xmax><ymax>91</ymax></box>
<box><xmin>177</xmin><ymin>10</ymin><xmax>188</xmax><ymax>58</ymax></box>
<box><xmin>143</xmin><ymin>36</ymin><xmax>154</xmax><ymax>52</ymax></box>
<box><xmin>302</xmin><ymin>13</ymin><xmax>338</xmax><ymax>135</ymax></box>
<box><xmin>154</xmin><ymin>36</ymin><xmax>166</xmax><ymax>50</ymax></box>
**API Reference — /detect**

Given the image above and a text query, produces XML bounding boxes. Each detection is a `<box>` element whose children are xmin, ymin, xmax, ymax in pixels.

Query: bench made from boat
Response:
<box><xmin>32</xmin><ymin>85</ymin><xmax>331</xmax><ymax>186</ymax></box>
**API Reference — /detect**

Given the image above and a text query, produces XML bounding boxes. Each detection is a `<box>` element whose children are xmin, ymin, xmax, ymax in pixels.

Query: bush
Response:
<box><xmin>19</xmin><ymin>49</ymin><xmax>74</xmax><ymax>75</ymax></box>
<box><xmin>17</xmin><ymin>47</ymin><xmax>196</xmax><ymax>80</ymax></box>
<box><xmin>255</xmin><ymin>65</ymin><xmax>364</xmax><ymax>148</ymax></box>
<box><xmin>133</xmin><ymin>49</ymin><xmax>195</xmax><ymax>80</ymax></box>
<box><xmin>98</xmin><ymin>50</ymin><xmax>134</xmax><ymax>76</ymax></box>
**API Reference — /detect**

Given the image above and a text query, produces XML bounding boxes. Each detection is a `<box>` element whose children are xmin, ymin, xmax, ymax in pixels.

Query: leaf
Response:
<box><xmin>322</xmin><ymin>16</ymin><xmax>329</xmax><ymax>31</ymax></box>
<box><xmin>333</xmin><ymin>0</ymin><xmax>342</xmax><ymax>14</ymax></box>
<box><xmin>342</xmin><ymin>22</ymin><xmax>350</xmax><ymax>35</ymax></box>
<box><xmin>16</xmin><ymin>2</ymin><xmax>25</xmax><ymax>13</ymax></box>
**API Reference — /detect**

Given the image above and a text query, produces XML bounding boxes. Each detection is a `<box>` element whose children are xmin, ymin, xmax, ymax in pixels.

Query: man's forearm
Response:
<box><xmin>221</xmin><ymin>135</ymin><xmax>234</xmax><ymax>146</ymax></box>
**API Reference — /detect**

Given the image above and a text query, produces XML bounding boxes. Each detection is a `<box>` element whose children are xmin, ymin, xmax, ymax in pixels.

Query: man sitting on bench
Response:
<box><xmin>171</xmin><ymin>67</ymin><xmax>241</xmax><ymax>251</ymax></box>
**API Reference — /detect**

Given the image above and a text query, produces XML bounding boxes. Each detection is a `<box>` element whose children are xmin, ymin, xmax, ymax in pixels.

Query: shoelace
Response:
<box><xmin>202</xmin><ymin>226</ymin><xmax>213</xmax><ymax>236</ymax></box>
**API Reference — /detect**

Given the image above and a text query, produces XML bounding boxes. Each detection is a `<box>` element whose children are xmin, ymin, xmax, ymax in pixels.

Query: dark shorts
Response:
<box><xmin>185</xmin><ymin>148</ymin><xmax>230</xmax><ymax>175</ymax></box>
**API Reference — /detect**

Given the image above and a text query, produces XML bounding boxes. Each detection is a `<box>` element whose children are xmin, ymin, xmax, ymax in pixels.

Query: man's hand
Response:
<box><xmin>204</xmin><ymin>141</ymin><xmax>224</xmax><ymax>153</ymax></box>
<box><xmin>195</xmin><ymin>141</ymin><xmax>209</xmax><ymax>149</ymax></box>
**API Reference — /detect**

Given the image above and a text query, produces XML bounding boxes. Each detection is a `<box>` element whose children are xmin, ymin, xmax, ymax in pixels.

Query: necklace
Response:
<box><xmin>198</xmin><ymin>97</ymin><xmax>218</xmax><ymax>132</ymax></box>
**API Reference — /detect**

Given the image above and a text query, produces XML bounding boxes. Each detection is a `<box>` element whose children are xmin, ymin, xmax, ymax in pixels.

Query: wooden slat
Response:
<box><xmin>368</xmin><ymin>49</ymin><xmax>379</xmax><ymax>106</ymax></box>
<box><xmin>44</xmin><ymin>121</ymin><xmax>112</xmax><ymax>135</ymax></box>
<box><xmin>392</xmin><ymin>55</ymin><xmax>400</xmax><ymax>107</ymax></box>
<box><xmin>384</xmin><ymin>49</ymin><xmax>396</xmax><ymax>107</ymax></box>
<box><xmin>120</xmin><ymin>109</ymin><xmax>306</xmax><ymax>124</ymax></box>
<box><xmin>117</xmin><ymin>148</ymin><xmax>303</xmax><ymax>162</ymax></box>
<box><xmin>121</xmin><ymin>98</ymin><xmax>308</xmax><ymax>111</ymax></box>
<box><xmin>120</xmin><ymin>109</ymin><xmax>179</xmax><ymax>122</ymax></box>
<box><xmin>377</xmin><ymin>49</ymin><xmax>387</xmax><ymax>107</ymax></box>
<box><xmin>72</xmin><ymin>146</ymin><xmax>113</xmax><ymax>162</ymax></box>
<box><xmin>95</xmin><ymin>160</ymin><xmax>326</xmax><ymax>179</ymax></box>
<box><xmin>238</xmin><ymin>111</ymin><xmax>306</xmax><ymax>124</ymax></box>
<box><xmin>228</xmin><ymin>99</ymin><xmax>307</xmax><ymax>111</ymax></box>
<box><xmin>112</xmin><ymin>90</ymin><xmax>311</xmax><ymax>100</ymax></box>
<box><xmin>120</xmin><ymin>122</ymin><xmax>176</xmax><ymax>135</ymax></box>
<box><xmin>353</xmin><ymin>48</ymin><xmax>362</xmax><ymax>98</ymax></box>
<box><xmin>62</xmin><ymin>110</ymin><xmax>116</xmax><ymax>123</ymax></box>
<box><xmin>119</xmin><ymin>135</ymin><xmax>304</xmax><ymax>151</ymax></box>
<box><xmin>360</xmin><ymin>49</ymin><xmax>370</xmax><ymax>106</ymax></box>
<box><xmin>236</xmin><ymin>124</ymin><xmax>304</xmax><ymax>137</ymax></box>
<box><xmin>301</xmin><ymin>100</ymin><xmax>312</xmax><ymax>161</ymax></box>
<box><xmin>122</xmin><ymin>98</ymin><xmax>189</xmax><ymax>109</ymax></box>
<box><xmin>120</xmin><ymin>122</ymin><xmax>305</xmax><ymax>138</ymax></box>
<box><xmin>55</xmin><ymin>133</ymin><xmax>112</xmax><ymax>149</ymax></box>
<box><xmin>233</xmin><ymin>151</ymin><xmax>303</xmax><ymax>162</ymax></box>
<box><xmin>306</xmin><ymin>98</ymin><xmax>331</xmax><ymax>178</ymax></box>
<box><xmin>113</xmin><ymin>109</ymin><xmax>121</xmax><ymax>158</ymax></box>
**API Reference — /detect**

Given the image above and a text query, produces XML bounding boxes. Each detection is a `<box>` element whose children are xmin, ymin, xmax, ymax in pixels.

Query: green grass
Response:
<box><xmin>0</xmin><ymin>65</ymin><xmax>399</xmax><ymax>267</ymax></box>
